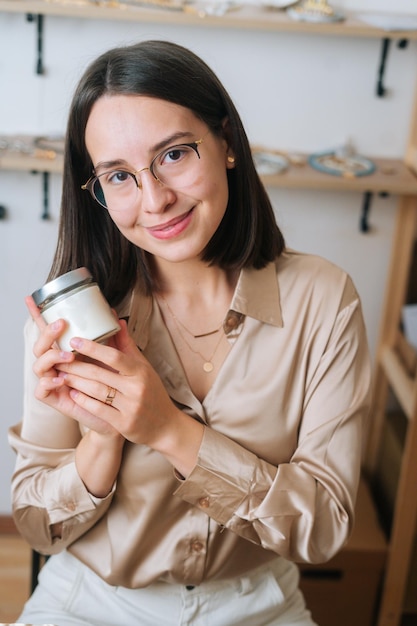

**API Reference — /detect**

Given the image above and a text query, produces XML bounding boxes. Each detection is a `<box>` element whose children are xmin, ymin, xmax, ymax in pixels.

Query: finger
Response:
<box><xmin>32</xmin><ymin>348</ymin><xmax>74</xmax><ymax>378</ymax></box>
<box><xmin>26</xmin><ymin>295</ymin><xmax>73</xmax><ymax>357</ymax></box>
<box><xmin>35</xmin><ymin>374</ymin><xmax>67</xmax><ymax>401</ymax></box>
<box><xmin>37</xmin><ymin>382</ymin><xmax>118</xmax><ymax>436</ymax></box>
<box><xmin>60</xmin><ymin>371</ymin><xmax>120</xmax><ymax>409</ymax></box>
<box><xmin>69</xmin><ymin>388</ymin><xmax>119</xmax><ymax>420</ymax></box>
<box><xmin>70</xmin><ymin>332</ymin><xmax>142</xmax><ymax>376</ymax></box>
<box><xmin>33</xmin><ymin>367</ymin><xmax>118</xmax><ymax>432</ymax></box>
<box><xmin>25</xmin><ymin>295</ymin><xmax>46</xmax><ymax>331</ymax></box>
<box><xmin>58</xmin><ymin>351</ymin><xmax>121</xmax><ymax>384</ymax></box>
<box><xmin>25</xmin><ymin>294</ymin><xmax>42</xmax><ymax>320</ymax></box>
<box><xmin>111</xmin><ymin>319</ymin><xmax>138</xmax><ymax>356</ymax></box>
<box><xmin>32</xmin><ymin>319</ymin><xmax>70</xmax><ymax>359</ymax></box>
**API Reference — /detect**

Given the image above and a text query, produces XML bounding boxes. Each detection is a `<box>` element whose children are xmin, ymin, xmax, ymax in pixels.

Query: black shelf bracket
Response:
<box><xmin>31</xmin><ymin>171</ymin><xmax>51</xmax><ymax>219</ymax></box>
<box><xmin>0</xmin><ymin>172</ymin><xmax>51</xmax><ymax>221</ymax></box>
<box><xmin>360</xmin><ymin>191</ymin><xmax>373</xmax><ymax>233</ymax></box>
<box><xmin>376</xmin><ymin>37</ymin><xmax>409</xmax><ymax>98</ymax></box>
<box><xmin>26</xmin><ymin>13</ymin><xmax>45</xmax><ymax>75</ymax></box>
<box><xmin>359</xmin><ymin>191</ymin><xmax>390</xmax><ymax>233</ymax></box>
<box><xmin>41</xmin><ymin>171</ymin><xmax>51</xmax><ymax>220</ymax></box>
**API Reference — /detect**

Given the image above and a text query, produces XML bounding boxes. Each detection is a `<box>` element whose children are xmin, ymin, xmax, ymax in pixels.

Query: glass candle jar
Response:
<box><xmin>32</xmin><ymin>267</ymin><xmax>121</xmax><ymax>352</ymax></box>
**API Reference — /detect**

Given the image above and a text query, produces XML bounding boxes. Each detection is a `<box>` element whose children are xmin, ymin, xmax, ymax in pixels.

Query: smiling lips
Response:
<box><xmin>146</xmin><ymin>208</ymin><xmax>194</xmax><ymax>240</ymax></box>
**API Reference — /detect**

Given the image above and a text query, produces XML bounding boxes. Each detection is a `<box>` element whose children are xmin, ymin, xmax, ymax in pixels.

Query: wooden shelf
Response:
<box><xmin>0</xmin><ymin>150</ymin><xmax>63</xmax><ymax>174</ymax></box>
<box><xmin>1</xmin><ymin>0</ymin><xmax>417</xmax><ymax>38</ymax></box>
<box><xmin>263</xmin><ymin>157</ymin><xmax>417</xmax><ymax>194</ymax></box>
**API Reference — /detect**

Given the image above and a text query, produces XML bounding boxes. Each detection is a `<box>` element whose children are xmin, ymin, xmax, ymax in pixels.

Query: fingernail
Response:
<box><xmin>51</xmin><ymin>320</ymin><xmax>61</xmax><ymax>331</ymax></box>
<box><xmin>70</xmin><ymin>337</ymin><xmax>83</xmax><ymax>350</ymax></box>
<box><xmin>70</xmin><ymin>389</ymin><xmax>79</xmax><ymax>400</ymax></box>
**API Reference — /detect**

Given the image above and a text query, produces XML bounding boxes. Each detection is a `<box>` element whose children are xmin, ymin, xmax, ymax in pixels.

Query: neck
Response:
<box><xmin>153</xmin><ymin>258</ymin><xmax>238</xmax><ymax>341</ymax></box>
<box><xmin>153</xmin><ymin>257</ymin><xmax>237</xmax><ymax>303</ymax></box>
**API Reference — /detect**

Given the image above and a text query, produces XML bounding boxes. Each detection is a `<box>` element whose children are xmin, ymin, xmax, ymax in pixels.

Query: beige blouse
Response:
<box><xmin>9</xmin><ymin>249</ymin><xmax>371</xmax><ymax>588</ymax></box>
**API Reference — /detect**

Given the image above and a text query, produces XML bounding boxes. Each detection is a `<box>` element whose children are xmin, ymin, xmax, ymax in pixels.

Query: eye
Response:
<box><xmin>159</xmin><ymin>145</ymin><xmax>192</xmax><ymax>166</ymax></box>
<box><xmin>101</xmin><ymin>170</ymin><xmax>133</xmax><ymax>186</ymax></box>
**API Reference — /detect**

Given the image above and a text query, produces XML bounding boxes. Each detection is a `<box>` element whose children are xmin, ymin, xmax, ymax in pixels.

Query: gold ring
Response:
<box><xmin>105</xmin><ymin>386</ymin><xmax>117</xmax><ymax>406</ymax></box>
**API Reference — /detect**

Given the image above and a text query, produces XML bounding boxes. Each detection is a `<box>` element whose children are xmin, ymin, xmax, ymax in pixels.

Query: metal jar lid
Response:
<box><xmin>32</xmin><ymin>267</ymin><xmax>93</xmax><ymax>308</ymax></box>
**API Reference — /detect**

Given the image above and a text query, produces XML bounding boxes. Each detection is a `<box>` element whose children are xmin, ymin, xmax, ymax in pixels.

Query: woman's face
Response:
<box><xmin>84</xmin><ymin>95</ymin><xmax>235</xmax><ymax>265</ymax></box>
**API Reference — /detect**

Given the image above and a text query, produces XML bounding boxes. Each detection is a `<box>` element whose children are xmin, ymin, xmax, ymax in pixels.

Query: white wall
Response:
<box><xmin>1</xmin><ymin>0</ymin><xmax>417</xmax><ymax>513</ymax></box>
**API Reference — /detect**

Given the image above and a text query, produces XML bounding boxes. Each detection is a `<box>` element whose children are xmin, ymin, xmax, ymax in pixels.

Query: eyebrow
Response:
<box><xmin>93</xmin><ymin>130</ymin><xmax>196</xmax><ymax>172</ymax></box>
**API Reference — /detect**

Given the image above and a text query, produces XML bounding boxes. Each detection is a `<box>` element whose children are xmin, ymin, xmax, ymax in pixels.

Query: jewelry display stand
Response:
<box><xmin>287</xmin><ymin>0</ymin><xmax>344</xmax><ymax>23</ymax></box>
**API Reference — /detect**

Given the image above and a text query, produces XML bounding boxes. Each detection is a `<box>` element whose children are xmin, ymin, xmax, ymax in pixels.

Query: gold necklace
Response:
<box><xmin>159</xmin><ymin>294</ymin><xmax>223</xmax><ymax>338</ymax></box>
<box><xmin>158</xmin><ymin>295</ymin><xmax>225</xmax><ymax>372</ymax></box>
<box><xmin>172</xmin><ymin>317</ymin><xmax>225</xmax><ymax>373</ymax></box>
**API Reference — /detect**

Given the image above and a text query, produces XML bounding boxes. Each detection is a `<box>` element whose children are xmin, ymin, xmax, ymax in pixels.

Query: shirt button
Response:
<box><xmin>225</xmin><ymin>315</ymin><xmax>238</xmax><ymax>329</ymax></box>
<box><xmin>198</xmin><ymin>496</ymin><xmax>210</xmax><ymax>508</ymax></box>
<box><xmin>191</xmin><ymin>540</ymin><xmax>204</xmax><ymax>553</ymax></box>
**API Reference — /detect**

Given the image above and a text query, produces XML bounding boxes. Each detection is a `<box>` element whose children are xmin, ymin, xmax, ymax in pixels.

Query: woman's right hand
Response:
<box><xmin>25</xmin><ymin>295</ymin><xmax>120</xmax><ymax>438</ymax></box>
<box><xmin>26</xmin><ymin>295</ymin><xmax>76</xmax><ymax>407</ymax></box>
<box><xmin>26</xmin><ymin>295</ymin><xmax>125</xmax><ymax>498</ymax></box>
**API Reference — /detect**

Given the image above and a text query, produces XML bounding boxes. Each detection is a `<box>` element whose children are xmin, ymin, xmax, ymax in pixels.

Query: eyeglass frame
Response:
<box><xmin>81</xmin><ymin>136</ymin><xmax>205</xmax><ymax>210</ymax></box>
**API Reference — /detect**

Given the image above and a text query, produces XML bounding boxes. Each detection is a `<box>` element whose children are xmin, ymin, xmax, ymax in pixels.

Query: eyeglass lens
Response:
<box><xmin>92</xmin><ymin>143</ymin><xmax>201</xmax><ymax>210</ymax></box>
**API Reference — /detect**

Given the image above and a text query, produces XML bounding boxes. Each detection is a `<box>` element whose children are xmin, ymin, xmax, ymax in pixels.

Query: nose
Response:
<box><xmin>133</xmin><ymin>166</ymin><xmax>152</xmax><ymax>188</ymax></box>
<box><xmin>138</xmin><ymin>168</ymin><xmax>176</xmax><ymax>214</ymax></box>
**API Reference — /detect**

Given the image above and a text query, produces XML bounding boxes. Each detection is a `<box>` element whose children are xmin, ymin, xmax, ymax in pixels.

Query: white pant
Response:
<box><xmin>19</xmin><ymin>550</ymin><xmax>318</xmax><ymax>626</ymax></box>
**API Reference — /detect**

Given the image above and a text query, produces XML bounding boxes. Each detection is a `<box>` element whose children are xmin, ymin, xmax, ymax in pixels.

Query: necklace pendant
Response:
<box><xmin>203</xmin><ymin>361</ymin><xmax>214</xmax><ymax>373</ymax></box>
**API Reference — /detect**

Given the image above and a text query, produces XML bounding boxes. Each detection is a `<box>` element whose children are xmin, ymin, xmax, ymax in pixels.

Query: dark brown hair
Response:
<box><xmin>49</xmin><ymin>40</ymin><xmax>285</xmax><ymax>306</ymax></box>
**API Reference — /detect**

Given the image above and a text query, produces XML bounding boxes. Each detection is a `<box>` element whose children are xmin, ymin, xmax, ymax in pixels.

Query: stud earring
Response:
<box><xmin>227</xmin><ymin>156</ymin><xmax>235</xmax><ymax>164</ymax></box>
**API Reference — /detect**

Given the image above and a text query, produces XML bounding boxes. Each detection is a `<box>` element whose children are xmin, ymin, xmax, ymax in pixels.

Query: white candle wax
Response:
<box><xmin>41</xmin><ymin>284</ymin><xmax>120</xmax><ymax>352</ymax></box>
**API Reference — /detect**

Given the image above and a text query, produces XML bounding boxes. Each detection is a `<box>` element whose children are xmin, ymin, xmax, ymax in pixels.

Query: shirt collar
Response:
<box><xmin>126</xmin><ymin>261</ymin><xmax>283</xmax><ymax>350</ymax></box>
<box><xmin>230</xmin><ymin>261</ymin><xmax>283</xmax><ymax>328</ymax></box>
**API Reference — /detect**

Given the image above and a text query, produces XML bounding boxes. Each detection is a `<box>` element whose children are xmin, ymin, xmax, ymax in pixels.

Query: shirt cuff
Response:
<box><xmin>47</xmin><ymin>461</ymin><xmax>115</xmax><ymax>524</ymax></box>
<box><xmin>174</xmin><ymin>427</ymin><xmax>276</xmax><ymax>527</ymax></box>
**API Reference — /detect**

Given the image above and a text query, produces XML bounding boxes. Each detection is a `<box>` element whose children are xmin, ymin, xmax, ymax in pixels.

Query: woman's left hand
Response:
<box><xmin>57</xmin><ymin>320</ymin><xmax>203</xmax><ymax>468</ymax></box>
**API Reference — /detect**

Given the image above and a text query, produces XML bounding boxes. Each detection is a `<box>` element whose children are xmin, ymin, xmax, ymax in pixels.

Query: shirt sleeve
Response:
<box><xmin>174</xmin><ymin>283</ymin><xmax>371</xmax><ymax>564</ymax></box>
<box><xmin>8</xmin><ymin>318</ymin><xmax>115</xmax><ymax>554</ymax></box>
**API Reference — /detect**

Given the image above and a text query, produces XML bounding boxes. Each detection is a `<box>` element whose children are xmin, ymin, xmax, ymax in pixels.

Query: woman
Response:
<box><xmin>9</xmin><ymin>40</ymin><xmax>371</xmax><ymax>626</ymax></box>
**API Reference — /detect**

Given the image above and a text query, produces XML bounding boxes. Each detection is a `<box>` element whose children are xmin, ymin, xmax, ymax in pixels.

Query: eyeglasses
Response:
<box><xmin>81</xmin><ymin>137</ymin><xmax>205</xmax><ymax>211</ymax></box>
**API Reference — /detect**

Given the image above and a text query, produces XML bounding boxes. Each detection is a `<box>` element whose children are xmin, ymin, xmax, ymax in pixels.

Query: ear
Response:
<box><xmin>222</xmin><ymin>117</ymin><xmax>236</xmax><ymax>169</ymax></box>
